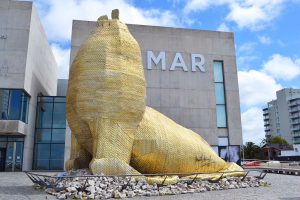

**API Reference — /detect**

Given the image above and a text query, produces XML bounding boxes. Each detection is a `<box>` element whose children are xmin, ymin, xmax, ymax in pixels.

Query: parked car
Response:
<box><xmin>242</xmin><ymin>161</ymin><xmax>264</xmax><ymax>167</ymax></box>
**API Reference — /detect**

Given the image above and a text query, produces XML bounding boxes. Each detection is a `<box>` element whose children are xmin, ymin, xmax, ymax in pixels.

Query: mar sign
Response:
<box><xmin>147</xmin><ymin>51</ymin><xmax>206</xmax><ymax>72</ymax></box>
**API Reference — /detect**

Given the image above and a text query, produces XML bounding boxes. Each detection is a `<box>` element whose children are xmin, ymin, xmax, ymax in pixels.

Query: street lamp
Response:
<box><xmin>266</xmin><ymin>134</ymin><xmax>271</xmax><ymax>160</ymax></box>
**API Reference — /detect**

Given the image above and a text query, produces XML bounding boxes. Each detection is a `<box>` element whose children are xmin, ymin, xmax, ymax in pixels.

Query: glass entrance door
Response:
<box><xmin>0</xmin><ymin>148</ymin><xmax>6</xmax><ymax>171</ymax></box>
<box><xmin>0</xmin><ymin>136</ymin><xmax>24</xmax><ymax>172</ymax></box>
<box><xmin>5</xmin><ymin>142</ymin><xmax>23</xmax><ymax>171</ymax></box>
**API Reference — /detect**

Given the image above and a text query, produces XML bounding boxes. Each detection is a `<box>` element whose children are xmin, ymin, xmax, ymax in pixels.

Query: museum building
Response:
<box><xmin>0</xmin><ymin>0</ymin><xmax>242</xmax><ymax>172</ymax></box>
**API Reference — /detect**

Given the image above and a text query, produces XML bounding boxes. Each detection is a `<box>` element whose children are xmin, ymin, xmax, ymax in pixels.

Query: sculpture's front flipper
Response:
<box><xmin>88</xmin><ymin>118</ymin><xmax>139</xmax><ymax>175</ymax></box>
<box><xmin>89</xmin><ymin>158</ymin><xmax>140</xmax><ymax>175</ymax></box>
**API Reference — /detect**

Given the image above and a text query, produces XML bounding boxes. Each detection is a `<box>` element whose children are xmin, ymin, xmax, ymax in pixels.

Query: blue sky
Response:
<box><xmin>30</xmin><ymin>0</ymin><xmax>300</xmax><ymax>145</ymax></box>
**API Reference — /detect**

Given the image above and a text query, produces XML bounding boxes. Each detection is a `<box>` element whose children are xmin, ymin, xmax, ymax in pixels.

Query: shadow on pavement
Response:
<box><xmin>0</xmin><ymin>185</ymin><xmax>44</xmax><ymax>195</ymax></box>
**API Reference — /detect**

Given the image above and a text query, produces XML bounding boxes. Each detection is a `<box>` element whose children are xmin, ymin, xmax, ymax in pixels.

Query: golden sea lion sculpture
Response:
<box><xmin>66</xmin><ymin>9</ymin><xmax>244</xmax><ymax>184</ymax></box>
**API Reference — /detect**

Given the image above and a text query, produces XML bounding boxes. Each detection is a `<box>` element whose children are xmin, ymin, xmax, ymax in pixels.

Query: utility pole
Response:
<box><xmin>266</xmin><ymin>134</ymin><xmax>271</xmax><ymax>160</ymax></box>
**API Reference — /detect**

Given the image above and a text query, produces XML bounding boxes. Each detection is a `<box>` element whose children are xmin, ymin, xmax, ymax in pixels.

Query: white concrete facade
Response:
<box><xmin>69</xmin><ymin>20</ymin><xmax>243</xmax><ymax>151</ymax></box>
<box><xmin>0</xmin><ymin>0</ymin><xmax>58</xmax><ymax>170</ymax></box>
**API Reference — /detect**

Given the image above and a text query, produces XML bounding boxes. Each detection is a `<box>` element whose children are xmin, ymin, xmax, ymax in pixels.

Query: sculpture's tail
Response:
<box><xmin>146</xmin><ymin>163</ymin><xmax>245</xmax><ymax>185</ymax></box>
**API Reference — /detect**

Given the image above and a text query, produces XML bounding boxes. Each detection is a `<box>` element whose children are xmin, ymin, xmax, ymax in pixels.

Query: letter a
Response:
<box><xmin>170</xmin><ymin>53</ymin><xmax>188</xmax><ymax>71</ymax></box>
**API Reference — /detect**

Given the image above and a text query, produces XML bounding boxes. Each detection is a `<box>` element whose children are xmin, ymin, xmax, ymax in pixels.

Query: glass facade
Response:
<box><xmin>214</xmin><ymin>61</ymin><xmax>227</xmax><ymax>128</ymax></box>
<box><xmin>33</xmin><ymin>96</ymin><xmax>66</xmax><ymax>170</ymax></box>
<box><xmin>0</xmin><ymin>89</ymin><xmax>29</xmax><ymax>123</ymax></box>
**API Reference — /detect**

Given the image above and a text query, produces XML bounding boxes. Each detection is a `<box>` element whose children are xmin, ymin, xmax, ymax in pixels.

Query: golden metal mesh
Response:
<box><xmin>65</xmin><ymin>9</ymin><xmax>244</xmax><ymax>184</ymax></box>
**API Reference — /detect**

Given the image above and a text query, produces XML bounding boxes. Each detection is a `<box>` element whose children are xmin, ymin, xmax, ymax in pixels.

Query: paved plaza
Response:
<box><xmin>0</xmin><ymin>172</ymin><xmax>299</xmax><ymax>200</ymax></box>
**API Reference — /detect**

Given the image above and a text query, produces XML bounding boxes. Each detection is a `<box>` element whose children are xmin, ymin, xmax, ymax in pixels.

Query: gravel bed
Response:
<box><xmin>41</xmin><ymin>169</ymin><xmax>270</xmax><ymax>199</ymax></box>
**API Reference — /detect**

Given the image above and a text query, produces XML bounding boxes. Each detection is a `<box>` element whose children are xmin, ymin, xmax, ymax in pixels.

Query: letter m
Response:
<box><xmin>147</xmin><ymin>51</ymin><xmax>166</xmax><ymax>70</ymax></box>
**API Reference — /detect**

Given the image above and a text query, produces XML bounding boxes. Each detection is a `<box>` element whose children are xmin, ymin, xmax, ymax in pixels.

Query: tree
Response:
<box><xmin>270</xmin><ymin>136</ymin><xmax>288</xmax><ymax>145</ymax></box>
<box><xmin>242</xmin><ymin>142</ymin><xmax>262</xmax><ymax>159</ymax></box>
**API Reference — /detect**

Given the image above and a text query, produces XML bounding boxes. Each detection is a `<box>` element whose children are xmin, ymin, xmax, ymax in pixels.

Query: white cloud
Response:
<box><xmin>184</xmin><ymin>0</ymin><xmax>287</xmax><ymax>31</ymax></box>
<box><xmin>183</xmin><ymin>0</ymin><xmax>230</xmax><ymax>13</ymax></box>
<box><xmin>182</xmin><ymin>16</ymin><xmax>196</xmax><ymax>26</ymax></box>
<box><xmin>258</xmin><ymin>35</ymin><xmax>272</xmax><ymax>45</ymax></box>
<box><xmin>237</xmin><ymin>55</ymin><xmax>258</xmax><ymax>70</ymax></box>
<box><xmin>226</xmin><ymin>1</ymin><xmax>285</xmax><ymax>31</ymax></box>
<box><xmin>262</xmin><ymin>54</ymin><xmax>300</xmax><ymax>81</ymax></box>
<box><xmin>217</xmin><ymin>23</ymin><xmax>230</xmax><ymax>32</ymax></box>
<box><xmin>241</xmin><ymin>107</ymin><xmax>265</xmax><ymax>145</ymax></box>
<box><xmin>239</xmin><ymin>42</ymin><xmax>256</xmax><ymax>53</ymax></box>
<box><xmin>51</xmin><ymin>44</ymin><xmax>70</xmax><ymax>79</ymax></box>
<box><xmin>238</xmin><ymin>70</ymin><xmax>282</xmax><ymax>107</ymax></box>
<box><xmin>36</xmin><ymin>0</ymin><xmax>180</xmax><ymax>42</ymax></box>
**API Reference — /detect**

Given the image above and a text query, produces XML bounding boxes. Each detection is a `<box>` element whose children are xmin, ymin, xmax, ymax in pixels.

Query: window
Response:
<box><xmin>0</xmin><ymin>89</ymin><xmax>29</xmax><ymax>123</ymax></box>
<box><xmin>216</xmin><ymin>105</ymin><xmax>227</xmax><ymax>127</ymax></box>
<box><xmin>214</xmin><ymin>61</ymin><xmax>227</xmax><ymax>128</ymax></box>
<box><xmin>52</xmin><ymin>103</ymin><xmax>66</xmax><ymax>128</ymax></box>
<box><xmin>36</xmin><ymin>101</ymin><xmax>53</xmax><ymax>128</ymax></box>
<box><xmin>33</xmin><ymin>96</ymin><xmax>66</xmax><ymax>170</ymax></box>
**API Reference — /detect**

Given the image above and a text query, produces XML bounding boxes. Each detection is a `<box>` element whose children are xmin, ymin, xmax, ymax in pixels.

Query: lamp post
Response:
<box><xmin>266</xmin><ymin>134</ymin><xmax>271</xmax><ymax>160</ymax></box>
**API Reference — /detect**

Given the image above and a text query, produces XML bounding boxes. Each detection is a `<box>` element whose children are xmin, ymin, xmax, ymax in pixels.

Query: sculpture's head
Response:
<box><xmin>97</xmin><ymin>9</ymin><xmax>120</xmax><ymax>27</ymax></box>
<box><xmin>67</xmin><ymin>9</ymin><xmax>145</xmax><ymax>126</ymax></box>
<box><xmin>95</xmin><ymin>9</ymin><xmax>127</xmax><ymax>33</ymax></box>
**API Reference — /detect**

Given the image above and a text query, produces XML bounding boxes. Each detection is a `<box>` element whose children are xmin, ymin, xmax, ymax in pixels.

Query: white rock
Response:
<box><xmin>187</xmin><ymin>189</ymin><xmax>195</xmax><ymax>193</ymax></box>
<box><xmin>88</xmin><ymin>180</ymin><xmax>95</xmax><ymax>186</ymax></box>
<box><xmin>57</xmin><ymin>193</ymin><xmax>66</xmax><ymax>199</ymax></box>
<box><xmin>113</xmin><ymin>190</ymin><xmax>121</xmax><ymax>198</ymax></box>
<box><xmin>228</xmin><ymin>184</ymin><xmax>235</xmax><ymax>189</ymax></box>
<box><xmin>95</xmin><ymin>186</ymin><xmax>102</xmax><ymax>193</ymax></box>
<box><xmin>86</xmin><ymin>186</ymin><xmax>96</xmax><ymax>194</ymax></box>
<box><xmin>127</xmin><ymin>191</ymin><xmax>136</xmax><ymax>198</ymax></box>
<box><xmin>240</xmin><ymin>183</ymin><xmax>249</xmax><ymax>188</ymax></box>
<box><xmin>141</xmin><ymin>185</ymin><xmax>148</xmax><ymax>190</ymax></box>
<box><xmin>66</xmin><ymin>187</ymin><xmax>77</xmax><ymax>193</ymax></box>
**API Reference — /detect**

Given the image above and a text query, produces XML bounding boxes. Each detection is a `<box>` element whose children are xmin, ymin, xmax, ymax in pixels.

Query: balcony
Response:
<box><xmin>289</xmin><ymin>98</ymin><xmax>300</xmax><ymax>107</ymax></box>
<box><xmin>263</xmin><ymin>112</ymin><xmax>269</xmax><ymax>116</ymax></box>
<box><xmin>265</xmin><ymin>128</ymin><xmax>271</xmax><ymax>131</ymax></box>
<box><xmin>289</xmin><ymin>106</ymin><xmax>300</xmax><ymax>113</ymax></box>
<box><xmin>290</xmin><ymin>113</ymin><xmax>300</xmax><ymax>119</ymax></box>
<box><xmin>0</xmin><ymin>120</ymin><xmax>27</xmax><ymax>135</ymax></box>
<box><xmin>293</xmin><ymin>137</ymin><xmax>300</xmax><ymax>144</ymax></box>
<box><xmin>293</xmin><ymin>131</ymin><xmax>300</xmax><ymax>137</ymax></box>
<box><xmin>291</xmin><ymin>126</ymin><xmax>300</xmax><ymax>131</ymax></box>
<box><xmin>291</xmin><ymin>119</ymin><xmax>300</xmax><ymax>125</ymax></box>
